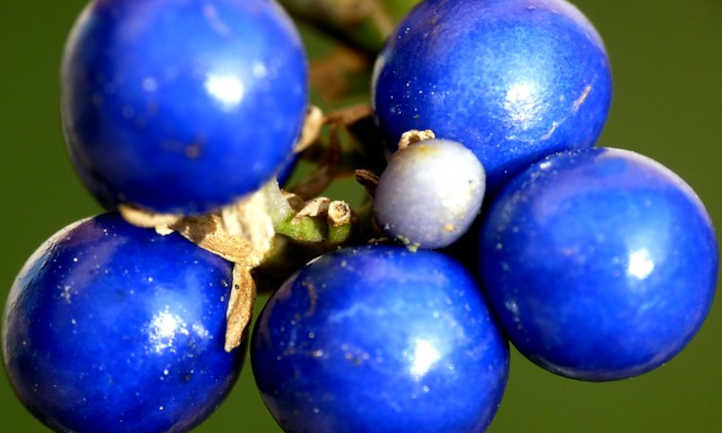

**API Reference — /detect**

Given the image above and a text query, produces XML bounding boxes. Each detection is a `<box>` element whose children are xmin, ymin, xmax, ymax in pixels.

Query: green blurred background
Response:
<box><xmin>1</xmin><ymin>0</ymin><xmax>720</xmax><ymax>431</ymax></box>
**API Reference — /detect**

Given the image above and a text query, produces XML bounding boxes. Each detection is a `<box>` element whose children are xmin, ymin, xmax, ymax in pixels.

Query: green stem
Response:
<box><xmin>275</xmin><ymin>215</ymin><xmax>327</xmax><ymax>243</ymax></box>
<box><xmin>257</xmin><ymin>207</ymin><xmax>354</xmax><ymax>293</ymax></box>
<box><xmin>327</xmin><ymin>222</ymin><xmax>352</xmax><ymax>245</ymax></box>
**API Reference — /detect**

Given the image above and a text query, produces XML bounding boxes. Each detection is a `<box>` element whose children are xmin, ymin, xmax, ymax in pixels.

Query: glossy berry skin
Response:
<box><xmin>62</xmin><ymin>0</ymin><xmax>308</xmax><ymax>214</ymax></box>
<box><xmin>2</xmin><ymin>213</ymin><xmax>243</xmax><ymax>433</ymax></box>
<box><xmin>480</xmin><ymin>147</ymin><xmax>718</xmax><ymax>381</ymax></box>
<box><xmin>276</xmin><ymin>154</ymin><xmax>298</xmax><ymax>187</ymax></box>
<box><xmin>252</xmin><ymin>246</ymin><xmax>509</xmax><ymax>433</ymax></box>
<box><xmin>372</xmin><ymin>0</ymin><xmax>612</xmax><ymax>191</ymax></box>
<box><xmin>374</xmin><ymin>139</ymin><xmax>485</xmax><ymax>249</ymax></box>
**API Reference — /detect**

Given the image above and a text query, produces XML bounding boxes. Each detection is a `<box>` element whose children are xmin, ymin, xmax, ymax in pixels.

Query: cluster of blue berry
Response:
<box><xmin>2</xmin><ymin>1</ymin><xmax>717</xmax><ymax>433</ymax></box>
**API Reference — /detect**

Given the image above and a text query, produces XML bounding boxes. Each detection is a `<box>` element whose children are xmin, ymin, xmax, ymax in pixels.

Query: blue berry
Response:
<box><xmin>374</xmin><ymin>139</ymin><xmax>485</xmax><ymax>249</ymax></box>
<box><xmin>2</xmin><ymin>213</ymin><xmax>243</xmax><ymax>433</ymax></box>
<box><xmin>479</xmin><ymin>147</ymin><xmax>718</xmax><ymax>381</ymax></box>
<box><xmin>276</xmin><ymin>154</ymin><xmax>298</xmax><ymax>186</ymax></box>
<box><xmin>372</xmin><ymin>0</ymin><xmax>612</xmax><ymax>191</ymax></box>
<box><xmin>62</xmin><ymin>0</ymin><xmax>308</xmax><ymax>214</ymax></box>
<box><xmin>252</xmin><ymin>246</ymin><xmax>509</xmax><ymax>433</ymax></box>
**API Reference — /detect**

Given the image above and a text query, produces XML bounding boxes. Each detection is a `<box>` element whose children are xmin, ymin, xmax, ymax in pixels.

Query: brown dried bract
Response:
<box><xmin>294</xmin><ymin>105</ymin><xmax>324</xmax><ymax>154</ymax></box>
<box><xmin>119</xmin><ymin>184</ymin><xmax>279</xmax><ymax>352</ymax></box>
<box><xmin>225</xmin><ymin>265</ymin><xmax>257</xmax><ymax>352</ymax></box>
<box><xmin>170</xmin><ymin>190</ymin><xmax>275</xmax><ymax>268</ymax></box>
<box><xmin>293</xmin><ymin>197</ymin><xmax>331</xmax><ymax>223</ymax></box>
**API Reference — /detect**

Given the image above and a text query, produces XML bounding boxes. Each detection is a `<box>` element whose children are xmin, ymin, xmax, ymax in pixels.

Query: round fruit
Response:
<box><xmin>252</xmin><ymin>245</ymin><xmax>509</xmax><ymax>433</ymax></box>
<box><xmin>374</xmin><ymin>139</ymin><xmax>485</xmax><ymax>249</ymax></box>
<box><xmin>2</xmin><ymin>213</ymin><xmax>243</xmax><ymax>433</ymax></box>
<box><xmin>62</xmin><ymin>0</ymin><xmax>308</xmax><ymax>214</ymax></box>
<box><xmin>372</xmin><ymin>0</ymin><xmax>612</xmax><ymax>191</ymax></box>
<box><xmin>480</xmin><ymin>147</ymin><xmax>718</xmax><ymax>381</ymax></box>
<box><xmin>276</xmin><ymin>154</ymin><xmax>298</xmax><ymax>187</ymax></box>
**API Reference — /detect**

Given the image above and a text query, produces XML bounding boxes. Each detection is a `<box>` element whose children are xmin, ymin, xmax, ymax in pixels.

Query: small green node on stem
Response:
<box><xmin>275</xmin><ymin>214</ymin><xmax>327</xmax><ymax>243</ymax></box>
<box><xmin>327</xmin><ymin>222</ymin><xmax>352</xmax><ymax>245</ymax></box>
<box><xmin>274</xmin><ymin>197</ymin><xmax>354</xmax><ymax>245</ymax></box>
<box><xmin>327</xmin><ymin>200</ymin><xmax>353</xmax><ymax>244</ymax></box>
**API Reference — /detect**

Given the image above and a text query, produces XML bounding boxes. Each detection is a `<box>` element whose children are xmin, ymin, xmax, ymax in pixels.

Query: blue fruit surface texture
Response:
<box><xmin>252</xmin><ymin>246</ymin><xmax>509</xmax><ymax>433</ymax></box>
<box><xmin>62</xmin><ymin>0</ymin><xmax>308</xmax><ymax>214</ymax></box>
<box><xmin>480</xmin><ymin>147</ymin><xmax>718</xmax><ymax>381</ymax></box>
<box><xmin>372</xmin><ymin>0</ymin><xmax>613</xmax><ymax>191</ymax></box>
<box><xmin>2</xmin><ymin>213</ymin><xmax>243</xmax><ymax>433</ymax></box>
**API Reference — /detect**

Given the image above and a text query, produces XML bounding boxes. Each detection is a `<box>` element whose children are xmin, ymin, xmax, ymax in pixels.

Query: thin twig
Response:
<box><xmin>354</xmin><ymin>169</ymin><xmax>380</xmax><ymax>198</ymax></box>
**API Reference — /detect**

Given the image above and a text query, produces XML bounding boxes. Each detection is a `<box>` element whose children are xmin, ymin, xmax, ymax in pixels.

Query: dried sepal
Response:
<box><xmin>398</xmin><ymin>129</ymin><xmax>436</xmax><ymax>150</ymax></box>
<box><xmin>293</xmin><ymin>197</ymin><xmax>331</xmax><ymax>222</ymax></box>
<box><xmin>328</xmin><ymin>201</ymin><xmax>352</xmax><ymax>227</ymax></box>
<box><xmin>294</xmin><ymin>105</ymin><xmax>324</xmax><ymax>154</ymax></box>
<box><xmin>118</xmin><ymin>205</ymin><xmax>182</xmax><ymax>235</ymax></box>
